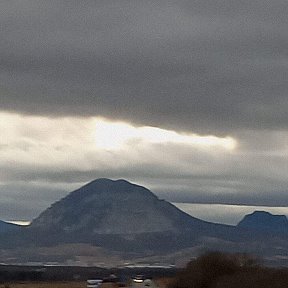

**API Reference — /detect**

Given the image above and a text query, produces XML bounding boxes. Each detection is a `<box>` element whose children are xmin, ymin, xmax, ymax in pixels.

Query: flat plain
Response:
<box><xmin>0</xmin><ymin>282</ymin><xmax>87</xmax><ymax>288</ymax></box>
<box><xmin>0</xmin><ymin>279</ymin><xmax>170</xmax><ymax>288</ymax></box>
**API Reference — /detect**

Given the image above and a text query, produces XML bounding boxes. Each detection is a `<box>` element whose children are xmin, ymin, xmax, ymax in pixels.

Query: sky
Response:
<box><xmin>1</xmin><ymin>0</ymin><xmax>288</xmax><ymax>224</ymax></box>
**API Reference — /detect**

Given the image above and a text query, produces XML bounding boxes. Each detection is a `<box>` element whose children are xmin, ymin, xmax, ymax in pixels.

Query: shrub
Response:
<box><xmin>170</xmin><ymin>252</ymin><xmax>254</xmax><ymax>288</ymax></box>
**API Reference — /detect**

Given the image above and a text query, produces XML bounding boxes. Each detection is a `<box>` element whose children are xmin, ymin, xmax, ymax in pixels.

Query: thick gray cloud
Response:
<box><xmin>1</xmin><ymin>1</ymin><xmax>288</xmax><ymax>222</ymax></box>
<box><xmin>1</xmin><ymin>0</ymin><xmax>288</xmax><ymax>133</ymax></box>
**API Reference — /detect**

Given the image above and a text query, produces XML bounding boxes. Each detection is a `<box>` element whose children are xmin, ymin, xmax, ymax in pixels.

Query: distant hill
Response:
<box><xmin>237</xmin><ymin>211</ymin><xmax>288</xmax><ymax>233</ymax></box>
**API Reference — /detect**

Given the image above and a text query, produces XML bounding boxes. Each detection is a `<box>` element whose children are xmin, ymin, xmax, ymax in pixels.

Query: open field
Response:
<box><xmin>0</xmin><ymin>282</ymin><xmax>87</xmax><ymax>288</ymax></box>
<box><xmin>0</xmin><ymin>278</ymin><xmax>172</xmax><ymax>288</ymax></box>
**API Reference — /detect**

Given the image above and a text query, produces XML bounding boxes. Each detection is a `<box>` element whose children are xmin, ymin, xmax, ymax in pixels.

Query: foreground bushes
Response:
<box><xmin>170</xmin><ymin>252</ymin><xmax>288</xmax><ymax>288</ymax></box>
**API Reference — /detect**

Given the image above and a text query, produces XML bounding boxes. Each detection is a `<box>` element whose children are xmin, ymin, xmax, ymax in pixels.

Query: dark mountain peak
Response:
<box><xmin>242</xmin><ymin>210</ymin><xmax>287</xmax><ymax>221</ymax></box>
<box><xmin>52</xmin><ymin>178</ymin><xmax>158</xmax><ymax>212</ymax></box>
<box><xmin>84</xmin><ymin>178</ymin><xmax>129</xmax><ymax>187</ymax></box>
<box><xmin>237</xmin><ymin>210</ymin><xmax>288</xmax><ymax>233</ymax></box>
<box><xmin>251</xmin><ymin>211</ymin><xmax>273</xmax><ymax>216</ymax></box>
<box><xmin>71</xmin><ymin>178</ymin><xmax>157</xmax><ymax>198</ymax></box>
<box><xmin>30</xmin><ymin>178</ymin><xmax>201</xmax><ymax>235</ymax></box>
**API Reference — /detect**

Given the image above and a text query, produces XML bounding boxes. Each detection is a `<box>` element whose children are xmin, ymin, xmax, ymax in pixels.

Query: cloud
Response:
<box><xmin>1</xmin><ymin>112</ymin><xmax>288</xmax><ymax>221</ymax></box>
<box><xmin>0</xmin><ymin>112</ymin><xmax>235</xmax><ymax>183</ymax></box>
<box><xmin>1</xmin><ymin>1</ymin><xmax>288</xmax><ymax>221</ymax></box>
<box><xmin>0</xmin><ymin>1</ymin><xmax>288</xmax><ymax>133</ymax></box>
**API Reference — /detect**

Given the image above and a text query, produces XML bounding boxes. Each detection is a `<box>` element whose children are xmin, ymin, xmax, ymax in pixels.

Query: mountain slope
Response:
<box><xmin>26</xmin><ymin>178</ymin><xmax>245</xmax><ymax>253</ymax></box>
<box><xmin>31</xmin><ymin>178</ymin><xmax>207</xmax><ymax>234</ymax></box>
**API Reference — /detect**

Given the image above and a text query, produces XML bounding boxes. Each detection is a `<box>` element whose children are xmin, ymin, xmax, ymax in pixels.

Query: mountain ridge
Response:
<box><xmin>0</xmin><ymin>179</ymin><xmax>288</xmax><ymax>266</ymax></box>
<box><xmin>31</xmin><ymin>178</ymin><xmax>209</xmax><ymax>235</ymax></box>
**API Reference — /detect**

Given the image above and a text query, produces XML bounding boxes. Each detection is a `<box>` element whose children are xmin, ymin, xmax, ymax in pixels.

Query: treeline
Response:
<box><xmin>170</xmin><ymin>252</ymin><xmax>288</xmax><ymax>288</ymax></box>
<box><xmin>0</xmin><ymin>266</ymin><xmax>106</xmax><ymax>282</ymax></box>
<box><xmin>0</xmin><ymin>270</ymin><xmax>44</xmax><ymax>282</ymax></box>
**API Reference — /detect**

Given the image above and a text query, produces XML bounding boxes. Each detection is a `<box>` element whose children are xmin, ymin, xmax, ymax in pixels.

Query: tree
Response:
<box><xmin>170</xmin><ymin>252</ymin><xmax>254</xmax><ymax>288</ymax></box>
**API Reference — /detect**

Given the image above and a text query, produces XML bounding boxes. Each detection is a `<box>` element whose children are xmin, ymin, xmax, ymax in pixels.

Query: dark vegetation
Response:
<box><xmin>170</xmin><ymin>252</ymin><xmax>288</xmax><ymax>288</ymax></box>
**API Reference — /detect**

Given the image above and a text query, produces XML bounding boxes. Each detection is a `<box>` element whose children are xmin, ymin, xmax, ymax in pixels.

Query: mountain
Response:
<box><xmin>26</xmin><ymin>178</ymin><xmax>243</xmax><ymax>253</ymax></box>
<box><xmin>237</xmin><ymin>211</ymin><xmax>288</xmax><ymax>234</ymax></box>
<box><xmin>1</xmin><ymin>179</ymin><xmax>288</xmax><ymax>266</ymax></box>
<box><xmin>0</xmin><ymin>178</ymin><xmax>288</xmax><ymax>265</ymax></box>
<box><xmin>31</xmin><ymin>178</ymin><xmax>205</xmax><ymax>234</ymax></box>
<box><xmin>27</xmin><ymin>179</ymin><xmax>211</xmax><ymax>250</ymax></box>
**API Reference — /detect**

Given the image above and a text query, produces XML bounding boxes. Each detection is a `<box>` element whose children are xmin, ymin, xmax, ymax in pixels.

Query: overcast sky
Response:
<box><xmin>1</xmin><ymin>0</ymin><xmax>288</xmax><ymax>224</ymax></box>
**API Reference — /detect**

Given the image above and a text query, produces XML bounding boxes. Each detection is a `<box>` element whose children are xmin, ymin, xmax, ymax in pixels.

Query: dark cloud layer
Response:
<box><xmin>1</xmin><ymin>1</ymin><xmax>288</xmax><ymax>222</ymax></box>
<box><xmin>1</xmin><ymin>1</ymin><xmax>288</xmax><ymax>133</ymax></box>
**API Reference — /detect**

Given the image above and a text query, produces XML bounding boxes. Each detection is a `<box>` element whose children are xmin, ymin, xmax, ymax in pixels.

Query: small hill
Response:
<box><xmin>237</xmin><ymin>211</ymin><xmax>288</xmax><ymax>233</ymax></box>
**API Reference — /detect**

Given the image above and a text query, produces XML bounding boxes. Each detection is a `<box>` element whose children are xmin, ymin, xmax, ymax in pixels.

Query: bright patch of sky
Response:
<box><xmin>0</xmin><ymin>112</ymin><xmax>236</xmax><ymax>171</ymax></box>
<box><xmin>94</xmin><ymin>119</ymin><xmax>236</xmax><ymax>150</ymax></box>
<box><xmin>6</xmin><ymin>220</ymin><xmax>30</xmax><ymax>226</ymax></box>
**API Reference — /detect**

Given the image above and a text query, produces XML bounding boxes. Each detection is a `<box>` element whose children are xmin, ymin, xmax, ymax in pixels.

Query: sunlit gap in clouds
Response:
<box><xmin>0</xmin><ymin>112</ymin><xmax>237</xmax><ymax>152</ymax></box>
<box><xmin>0</xmin><ymin>111</ymin><xmax>237</xmax><ymax>178</ymax></box>
<box><xmin>94</xmin><ymin>119</ymin><xmax>237</xmax><ymax>151</ymax></box>
<box><xmin>6</xmin><ymin>220</ymin><xmax>30</xmax><ymax>226</ymax></box>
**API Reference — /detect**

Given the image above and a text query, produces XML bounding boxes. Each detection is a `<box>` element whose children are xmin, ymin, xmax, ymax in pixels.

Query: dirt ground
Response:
<box><xmin>0</xmin><ymin>282</ymin><xmax>87</xmax><ymax>288</ymax></box>
<box><xmin>0</xmin><ymin>278</ymin><xmax>173</xmax><ymax>288</ymax></box>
